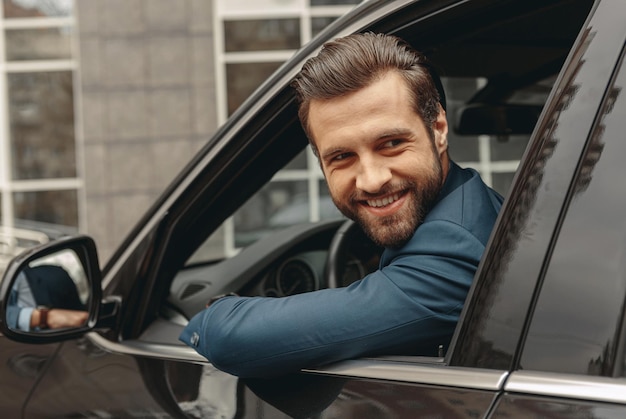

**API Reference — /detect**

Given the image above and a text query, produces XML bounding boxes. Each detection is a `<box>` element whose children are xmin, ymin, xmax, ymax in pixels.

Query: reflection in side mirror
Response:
<box><xmin>5</xmin><ymin>249</ymin><xmax>90</xmax><ymax>333</ymax></box>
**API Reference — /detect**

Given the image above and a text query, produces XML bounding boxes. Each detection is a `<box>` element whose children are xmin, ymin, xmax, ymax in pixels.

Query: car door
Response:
<box><xmin>0</xmin><ymin>340</ymin><xmax>60</xmax><ymax>418</ymax></box>
<box><xmin>490</xmin><ymin>5</ymin><xmax>626</xmax><ymax>417</ymax></box>
<box><xmin>451</xmin><ymin>0</ymin><xmax>626</xmax><ymax>371</ymax></box>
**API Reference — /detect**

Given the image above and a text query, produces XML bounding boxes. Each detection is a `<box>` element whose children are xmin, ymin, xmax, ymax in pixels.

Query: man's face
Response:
<box><xmin>308</xmin><ymin>71</ymin><xmax>449</xmax><ymax>248</ymax></box>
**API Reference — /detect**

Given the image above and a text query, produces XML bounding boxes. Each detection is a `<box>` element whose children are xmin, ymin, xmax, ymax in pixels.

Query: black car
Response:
<box><xmin>2</xmin><ymin>0</ymin><xmax>626</xmax><ymax>417</ymax></box>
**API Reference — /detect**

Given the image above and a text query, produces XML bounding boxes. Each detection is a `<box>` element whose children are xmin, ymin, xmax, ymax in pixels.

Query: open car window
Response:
<box><xmin>162</xmin><ymin>0</ymin><xmax>595</xmax><ymax>337</ymax></box>
<box><xmin>170</xmin><ymin>74</ymin><xmax>578</xmax><ymax>326</ymax></box>
<box><xmin>184</xmin><ymin>70</ymin><xmax>558</xmax><ymax>268</ymax></box>
<box><xmin>184</xmin><ymin>0</ymin><xmax>595</xmax><ymax>267</ymax></box>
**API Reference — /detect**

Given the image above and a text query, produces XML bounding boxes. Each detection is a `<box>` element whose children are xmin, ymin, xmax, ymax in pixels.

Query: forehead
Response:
<box><xmin>308</xmin><ymin>72</ymin><xmax>424</xmax><ymax>149</ymax></box>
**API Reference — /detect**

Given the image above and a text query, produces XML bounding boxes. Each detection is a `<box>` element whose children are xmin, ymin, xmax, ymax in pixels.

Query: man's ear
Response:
<box><xmin>433</xmin><ymin>105</ymin><xmax>448</xmax><ymax>156</ymax></box>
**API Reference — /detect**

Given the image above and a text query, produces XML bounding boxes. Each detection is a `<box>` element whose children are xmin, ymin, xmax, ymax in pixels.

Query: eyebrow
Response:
<box><xmin>320</xmin><ymin>128</ymin><xmax>414</xmax><ymax>162</ymax></box>
<box><xmin>374</xmin><ymin>128</ymin><xmax>413</xmax><ymax>140</ymax></box>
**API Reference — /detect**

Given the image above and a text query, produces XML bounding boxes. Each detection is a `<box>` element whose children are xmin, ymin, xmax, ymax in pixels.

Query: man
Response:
<box><xmin>180</xmin><ymin>33</ymin><xmax>503</xmax><ymax>378</ymax></box>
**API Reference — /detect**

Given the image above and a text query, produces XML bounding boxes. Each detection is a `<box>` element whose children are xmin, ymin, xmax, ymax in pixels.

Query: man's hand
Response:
<box><xmin>46</xmin><ymin>309</ymin><xmax>89</xmax><ymax>329</ymax></box>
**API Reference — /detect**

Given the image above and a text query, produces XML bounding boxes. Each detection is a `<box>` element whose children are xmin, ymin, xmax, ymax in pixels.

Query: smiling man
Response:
<box><xmin>180</xmin><ymin>33</ymin><xmax>503</xmax><ymax>378</ymax></box>
<box><xmin>310</xmin><ymin>69</ymin><xmax>448</xmax><ymax>250</ymax></box>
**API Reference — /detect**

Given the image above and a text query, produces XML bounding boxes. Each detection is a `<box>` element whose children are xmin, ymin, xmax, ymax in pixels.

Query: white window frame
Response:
<box><xmin>213</xmin><ymin>1</ymin><xmax>355</xmax><ymax>257</ymax></box>
<box><xmin>0</xmin><ymin>3</ymin><xmax>83</xmax><ymax>264</ymax></box>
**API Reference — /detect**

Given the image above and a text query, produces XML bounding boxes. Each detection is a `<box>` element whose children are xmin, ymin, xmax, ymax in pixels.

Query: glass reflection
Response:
<box><xmin>224</xmin><ymin>19</ymin><xmax>300</xmax><ymax>52</ymax></box>
<box><xmin>494</xmin><ymin>395</ymin><xmax>626</xmax><ymax>418</ymax></box>
<box><xmin>5</xmin><ymin>27</ymin><xmax>73</xmax><ymax>61</ymax></box>
<box><xmin>8</xmin><ymin>71</ymin><xmax>76</xmax><ymax>180</ymax></box>
<box><xmin>6</xmin><ymin>249</ymin><xmax>89</xmax><ymax>333</ymax></box>
<box><xmin>3</xmin><ymin>0</ymin><xmax>72</xmax><ymax>18</ymax></box>
<box><xmin>13</xmin><ymin>190</ymin><xmax>79</xmax><ymax>231</ymax></box>
<box><xmin>520</xmin><ymin>64</ymin><xmax>626</xmax><ymax>375</ymax></box>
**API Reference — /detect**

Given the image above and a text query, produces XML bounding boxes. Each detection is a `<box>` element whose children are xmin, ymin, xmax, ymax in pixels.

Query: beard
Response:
<box><xmin>332</xmin><ymin>157</ymin><xmax>443</xmax><ymax>249</ymax></box>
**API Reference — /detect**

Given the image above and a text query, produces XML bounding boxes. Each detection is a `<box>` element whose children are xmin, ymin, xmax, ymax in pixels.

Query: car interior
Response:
<box><xmin>120</xmin><ymin>0</ymin><xmax>596</xmax><ymax>350</ymax></box>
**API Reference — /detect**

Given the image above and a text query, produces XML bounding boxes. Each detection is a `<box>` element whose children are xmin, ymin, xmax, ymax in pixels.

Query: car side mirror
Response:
<box><xmin>0</xmin><ymin>235</ymin><xmax>103</xmax><ymax>343</ymax></box>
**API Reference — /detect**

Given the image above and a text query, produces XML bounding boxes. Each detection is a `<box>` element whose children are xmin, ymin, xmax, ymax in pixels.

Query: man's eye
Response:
<box><xmin>332</xmin><ymin>153</ymin><xmax>351</xmax><ymax>162</ymax></box>
<box><xmin>382</xmin><ymin>139</ymin><xmax>402</xmax><ymax>148</ymax></box>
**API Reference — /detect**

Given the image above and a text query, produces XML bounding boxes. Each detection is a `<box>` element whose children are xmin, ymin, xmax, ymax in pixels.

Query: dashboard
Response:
<box><xmin>168</xmin><ymin>219</ymin><xmax>381</xmax><ymax>320</ymax></box>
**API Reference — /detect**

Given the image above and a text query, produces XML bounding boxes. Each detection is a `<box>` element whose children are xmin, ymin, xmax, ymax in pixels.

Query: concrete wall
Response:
<box><xmin>75</xmin><ymin>0</ymin><xmax>218</xmax><ymax>262</ymax></box>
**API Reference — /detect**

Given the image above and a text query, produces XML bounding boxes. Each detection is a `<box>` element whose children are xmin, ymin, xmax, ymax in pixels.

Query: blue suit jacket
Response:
<box><xmin>180</xmin><ymin>162</ymin><xmax>503</xmax><ymax>377</ymax></box>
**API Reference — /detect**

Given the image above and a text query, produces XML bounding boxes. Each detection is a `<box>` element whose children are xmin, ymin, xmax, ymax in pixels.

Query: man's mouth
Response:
<box><xmin>365</xmin><ymin>193</ymin><xmax>401</xmax><ymax>208</ymax></box>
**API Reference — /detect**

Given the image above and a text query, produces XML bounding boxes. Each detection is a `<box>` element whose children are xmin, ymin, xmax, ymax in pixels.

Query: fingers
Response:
<box><xmin>47</xmin><ymin>309</ymin><xmax>88</xmax><ymax>329</ymax></box>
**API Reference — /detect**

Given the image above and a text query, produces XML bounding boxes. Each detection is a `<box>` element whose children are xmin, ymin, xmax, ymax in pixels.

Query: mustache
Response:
<box><xmin>350</xmin><ymin>181</ymin><xmax>416</xmax><ymax>202</ymax></box>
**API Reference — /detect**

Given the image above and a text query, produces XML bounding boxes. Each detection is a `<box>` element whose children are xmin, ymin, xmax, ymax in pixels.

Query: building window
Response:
<box><xmin>226</xmin><ymin>61</ymin><xmax>283</xmax><ymax>115</ymax></box>
<box><xmin>224</xmin><ymin>19</ymin><xmax>300</xmax><ymax>52</ymax></box>
<box><xmin>310</xmin><ymin>0</ymin><xmax>360</xmax><ymax>5</ymax></box>
<box><xmin>8</xmin><ymin>71</ymin><xmax>76</xmax><ymax>180</ymax></box>
<box><xmin>0</xmin><ymin>0</ymin><xmax>79</xmax><ymax>270</ymax></box>
<box><xmin>5</xmin><ymin>27</ymin><xmax>72</xmax><ymax>60</ymax></box>
<box><xmin>214</xmin><ymin>1</ymin><xmax>358</xmax><ymax>256</ymax></box>
<box><xmin>3</xmin><ymin>0</ymin><xmax>72</xmax><ymax>19</ymax></box>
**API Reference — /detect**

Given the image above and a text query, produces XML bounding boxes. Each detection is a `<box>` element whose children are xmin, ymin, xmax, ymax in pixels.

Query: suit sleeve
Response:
<box><xmin>179</xmin><ymin>220</ymin><xmax>485</xmax><ymax>378</ymax></box>
<box><xmin>6</xmin><ymin>289</ymin><xmax>21</xmax><ymax>330</ymax></box>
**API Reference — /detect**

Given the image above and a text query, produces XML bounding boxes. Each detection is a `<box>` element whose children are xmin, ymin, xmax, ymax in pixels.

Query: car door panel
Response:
<box><xmin>516</xmin><ymin>38</ymin><xmax>626</xmax><ymax>377</ymax></box>
<box><xmin>237</xmin><ymin>373</ymin><xmax>498</xmax><ymax>419</ymax></box>
<box><xmin>22</xmin><ymin>339</ymin><xmax>173</xmax><ymax>418</ymax></box>
<box><xmin>232</xmin><ymin>361</ymin><xmax>506</xmax><ymax>418</ymax></box>
<box><xmin>504</xmin><ymin>372</ymin><xmax>626</xmax><ymax>407</ymax></box>
<box><xmin>0</xmin><ymin>338</ymin><xmax>59</xmax><ymax>417</ymax></box>
<box><xmin>292</xmin><ymin>379</ymin><xmax>497</xmax><ymax>418</ymax></box>
<box><xmin>490</xmin><ymin>394</ymin><xmax>626</xmax><ymax>419</ymax></box>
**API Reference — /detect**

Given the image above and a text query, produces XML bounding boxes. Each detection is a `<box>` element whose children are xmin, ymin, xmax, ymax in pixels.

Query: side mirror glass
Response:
<box><xmin>8</xmin><ymin>249</ymin><xmax>90</xmax><ymax>332</ymax></box>
<box><xmin>0</xmin><ymin>235</ymin><xmax>101</xmax><ymax>343</ymax></box>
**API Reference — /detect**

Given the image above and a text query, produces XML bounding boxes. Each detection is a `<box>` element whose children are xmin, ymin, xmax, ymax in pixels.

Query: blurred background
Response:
<box><xmin>0</xmin><ymin>0</ymin><xmax>525</xmax><ymax>271</ymax></box>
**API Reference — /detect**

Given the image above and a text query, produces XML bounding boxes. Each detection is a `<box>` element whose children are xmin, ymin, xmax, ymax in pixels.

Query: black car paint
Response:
<box><xmin>452</xmin><ymin>0</ymin><xmax>626</xmax><ymax>371</ymax></box>
<box><xmin>2</xmin><ymin>0</ymin><xmax>626</xmax><ymax>417</ymax></box>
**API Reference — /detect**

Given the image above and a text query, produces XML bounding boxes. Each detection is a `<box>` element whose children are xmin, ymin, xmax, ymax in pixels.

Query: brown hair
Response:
<box><xmin>292</xmin><ymin>32</ymin><xmax>445</xmax><ymax>156</ymax></box>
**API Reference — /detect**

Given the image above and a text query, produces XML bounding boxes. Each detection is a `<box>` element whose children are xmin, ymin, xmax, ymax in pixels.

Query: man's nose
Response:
<box><xmin>355</xmin><ymin>159</ymin><xmax>392</xmax><ymax>193</ymax></box>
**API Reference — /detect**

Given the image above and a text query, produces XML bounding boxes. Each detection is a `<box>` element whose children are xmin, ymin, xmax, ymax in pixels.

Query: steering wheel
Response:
<box><xmin>325</xmin><ymin>219</ymin><xmax>383</xmax><ymax>288</ymax></box>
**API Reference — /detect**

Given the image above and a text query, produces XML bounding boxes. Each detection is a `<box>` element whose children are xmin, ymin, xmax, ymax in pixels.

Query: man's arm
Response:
<box><xmin>180</xmin><ymin>220</ymin><xmax>484</xmax><ymax>378</ymax></box>
<box><xmin>7</xmin><ymin>283</ymin><xmax>37</xmax><ymax>331</ymax></box>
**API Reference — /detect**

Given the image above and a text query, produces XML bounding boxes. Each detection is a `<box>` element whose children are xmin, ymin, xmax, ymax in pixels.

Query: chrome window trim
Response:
<box><xmin>88</xmin><ymin>331</ymin><xmax>507</xmax><ymax>391</ymax></box>
<box><xmin>506</xmin><ymin>371</ymin><xmax>626</xmax><ymax>404</ymax></box>
<box><xmin>304</xmin><ymin>358</ymin><xmax>508</xmax><ymax>390</ymax></box>
<box><xmin>88</xmin><ymin>332</ymin><xmax>208</xmax><ymax>363</ymax></box>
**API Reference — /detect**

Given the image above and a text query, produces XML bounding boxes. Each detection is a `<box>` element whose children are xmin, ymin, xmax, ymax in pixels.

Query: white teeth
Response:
<box><xmin>367</xmin><ymin>193</ymin><xmax>400</xmax><ymax>208</ymax></box>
